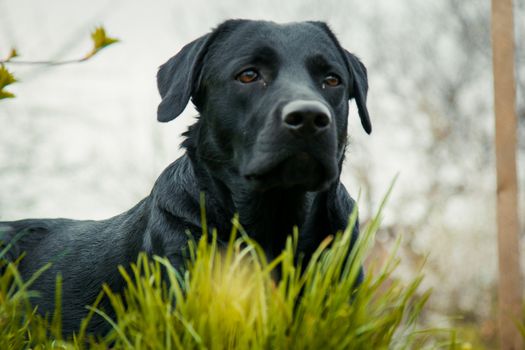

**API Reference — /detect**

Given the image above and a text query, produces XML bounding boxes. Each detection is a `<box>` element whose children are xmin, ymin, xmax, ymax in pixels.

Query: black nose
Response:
<box><xmin>282</xmin><ymin>100</ymin><xmax>332</xmax><ymax>135</ymax></box>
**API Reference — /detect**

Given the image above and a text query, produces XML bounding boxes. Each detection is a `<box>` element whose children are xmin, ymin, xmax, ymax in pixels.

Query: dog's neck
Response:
<box><xmin>230</xmin><ymin>187</ymin><xmax>310</xmax><ymax>260</ymax></box>
<box><xmin>181</xmin><ymin>125</ymin><xmax>312</xmax><ymax>259</ymax></box>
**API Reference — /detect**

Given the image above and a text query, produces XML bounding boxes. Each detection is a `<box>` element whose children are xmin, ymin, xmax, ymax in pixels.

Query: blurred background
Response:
<box><xmin>1</xmin><ymin>0</ymin><xmax>524</xmax><ymax>346</ymax></box>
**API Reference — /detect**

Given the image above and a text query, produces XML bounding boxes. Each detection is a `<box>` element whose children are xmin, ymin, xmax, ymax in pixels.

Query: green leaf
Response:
<box><xmin>82</xmin><ymin>26</ymin><xmax>119</xmax><ymax>61</ymax></box>
<box><xmin>0</xmin><ymin>65</ymin><xmax>16</xmax><ymax>99</ymax></box>
<box><xmin>7</xmin><ymin>48</ymin><xmax>18</xmax><ymax>60</ymax></box>
<box><xmin>0</xmin><ymin>90</ymin><xmax>14</xmax><ymax>99</ymax></box>
<box><xmin>90</xmin><ymin>26</ymin><xmax>119</xmax><ymax>52</ymax></box>
<box><xmin>0</xmin><ymin>65</ymin><xmax>16</xmax><ymax>87</ymax></box>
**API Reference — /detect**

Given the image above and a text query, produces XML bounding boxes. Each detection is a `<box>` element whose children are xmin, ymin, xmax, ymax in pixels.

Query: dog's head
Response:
<box><xmin>157</xmin><ymin>20</ymin><xmax>371</xmax><ymax>192</ymax></box>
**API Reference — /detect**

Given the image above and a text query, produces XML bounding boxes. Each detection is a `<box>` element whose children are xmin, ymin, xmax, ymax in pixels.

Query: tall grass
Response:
<box><xmin>1</xmin><ymin>194</ymin><xmax>459</xmax><ymax>349</ymax></box>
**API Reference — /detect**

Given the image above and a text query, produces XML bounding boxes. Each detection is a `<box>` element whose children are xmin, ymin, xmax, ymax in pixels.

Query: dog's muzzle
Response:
<box><xmin>242</xmin><ymin>99</ymin><xmax>338</xmax><ymax>191</ymax></box>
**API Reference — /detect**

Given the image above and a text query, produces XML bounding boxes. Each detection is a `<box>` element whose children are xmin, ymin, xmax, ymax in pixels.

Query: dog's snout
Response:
<box><xmin>282</xmin><ymin>100</ymin><xmax>332</xmax><ymax>135</ymax></box>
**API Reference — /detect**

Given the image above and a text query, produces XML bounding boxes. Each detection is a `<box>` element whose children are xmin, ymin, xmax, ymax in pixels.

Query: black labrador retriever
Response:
<box><xmin>0</xmin><ymin>19</ymin><xmax>371</xmax><ymax>335</ymax></box>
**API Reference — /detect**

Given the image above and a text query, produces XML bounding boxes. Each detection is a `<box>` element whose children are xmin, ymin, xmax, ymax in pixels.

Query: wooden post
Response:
<box><xmin>491</xmin><ymin>0</ymin><xmax>523</xmax><ymax>349</ymax></box>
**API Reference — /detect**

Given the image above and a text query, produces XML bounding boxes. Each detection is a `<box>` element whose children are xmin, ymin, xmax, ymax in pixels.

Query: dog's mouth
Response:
<box><xmin>242</xmin><ymin>151</ymin><xmax>337</xmax><ymax>192</ymax></box>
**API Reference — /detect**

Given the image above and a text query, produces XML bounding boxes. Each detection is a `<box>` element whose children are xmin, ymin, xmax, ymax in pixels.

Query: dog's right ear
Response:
<box><xmin>156</xmin><ymin>33</ymin><xmax>212</xmax><ymax>122</ymax></box>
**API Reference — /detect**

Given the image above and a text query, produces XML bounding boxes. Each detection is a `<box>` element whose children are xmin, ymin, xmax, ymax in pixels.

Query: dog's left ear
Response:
<box><xmin>156</xmin><ymin>33</ymin><xmax>212</xmax><ymax>122</ymax></box>
<box><xmin>345</xmin><ymin>51</ymin><xmax>372</xmax><ymax>134</ymax></box>
<box><xmin>307</xmin><ymin>22</ymin><xmax>372</xmax><ymax>134</ymax></box>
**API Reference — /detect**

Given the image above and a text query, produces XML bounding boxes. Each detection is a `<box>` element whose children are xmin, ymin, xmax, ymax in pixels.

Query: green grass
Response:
<box><xmin>1</xmin><ymin>195</ymin><xmax>461</xmax><ymax>349</ymax></box>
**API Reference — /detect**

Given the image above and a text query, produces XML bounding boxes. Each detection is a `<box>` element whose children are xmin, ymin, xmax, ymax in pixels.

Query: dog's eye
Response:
<box><xmin>236</xmin><ymin>69</ymin><xmax>260</xmax><ymax>83</ymax></box>
<box><xmin>323</xmin><ymin>74</ymin><xmax>341</xmax><ymax>87</ymax></box>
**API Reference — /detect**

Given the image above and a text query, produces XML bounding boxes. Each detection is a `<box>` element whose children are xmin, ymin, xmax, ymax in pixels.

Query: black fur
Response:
<box><xmin>0</xmin><ymin>19</ymin><xmax>371</xmax><ymax>335</ymax></box>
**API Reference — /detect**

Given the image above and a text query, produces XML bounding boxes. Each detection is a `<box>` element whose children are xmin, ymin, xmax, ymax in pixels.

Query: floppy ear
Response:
<box><xmin>156</xmin><ymin>33</ymin><xmax>212</xmax><ymax>122</ymax></box>
<box><xmin>306</xmin><ymin>22</ymin><xmax>372</xmax><ymax>134</ymax></box>
<box><xmin>345</xmin><ymin>51</ymin><xmax>372</xmax><ymax>134</ymax></box>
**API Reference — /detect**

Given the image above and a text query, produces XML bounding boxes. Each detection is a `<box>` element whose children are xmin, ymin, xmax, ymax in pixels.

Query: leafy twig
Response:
<box><xmin>0</xmin><ymin>26</ymin><xmax>118</xmax><ymax>99</ymax></box>
<box><xmin>1</xmin><ymin>26</ymin><xmax>119</xmax><ymax>66</ymax></box>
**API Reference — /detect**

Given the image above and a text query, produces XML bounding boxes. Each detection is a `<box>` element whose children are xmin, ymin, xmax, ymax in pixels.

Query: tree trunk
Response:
<box><xmin>491</xmin><ymin>0</ymin><xmax>523</xmax><ymax>349</ymax></box>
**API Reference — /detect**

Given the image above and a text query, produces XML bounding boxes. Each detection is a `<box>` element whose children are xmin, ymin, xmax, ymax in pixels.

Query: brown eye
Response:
<box><xmin>237</xmin><ymin>69</ymin><xmax>260</xmax><ymax>83</ymax></box>
<box><xmin>323</xmin><ymin>74</ymin><xmax>341</xmax><ymax>87</ymax></box>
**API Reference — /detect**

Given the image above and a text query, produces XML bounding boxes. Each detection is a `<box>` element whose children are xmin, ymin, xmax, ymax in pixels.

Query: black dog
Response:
<box><xmin>0</xmin><ymin>19</ymin><xmax>371</xmax><ymax>335</ymax></box>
